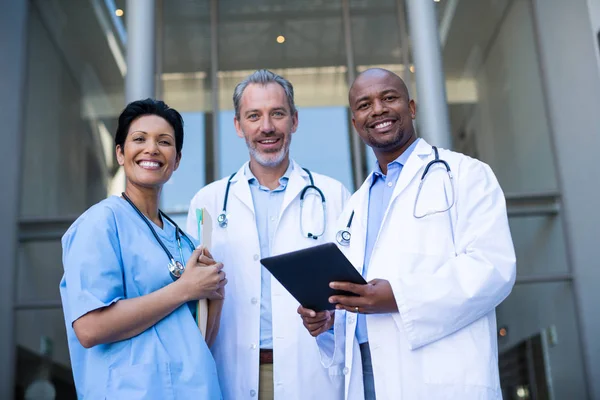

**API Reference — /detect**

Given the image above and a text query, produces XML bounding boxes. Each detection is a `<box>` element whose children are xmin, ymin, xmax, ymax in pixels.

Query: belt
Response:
<box><xmin>260</xmin><ymin>349</ymin><xmax>273</xmax><ymax>364</ymax></box>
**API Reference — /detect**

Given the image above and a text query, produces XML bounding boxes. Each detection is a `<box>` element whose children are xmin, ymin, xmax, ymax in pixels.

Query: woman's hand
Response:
<box><xmin>206</xmin><ymin>285</ymin><xmax>225</xmax><ymax>347</ymax></box>
<box><xmin>177</xmin><ymin>246</ymin><xmax>227</xmax><ymax>301</ymax></box>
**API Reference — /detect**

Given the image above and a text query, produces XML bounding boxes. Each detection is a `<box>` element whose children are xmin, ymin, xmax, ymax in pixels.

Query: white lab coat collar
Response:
<box><xmin>229</xmin><ymin>159</ymin><xmax>310</xmax><ymax>216</ymax></box>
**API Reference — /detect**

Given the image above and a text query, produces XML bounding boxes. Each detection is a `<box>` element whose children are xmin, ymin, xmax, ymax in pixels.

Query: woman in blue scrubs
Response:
<box><xmin>60</xmin><ymin>99</ymin><xmax>226</xmax><ymax>399</ymax></box>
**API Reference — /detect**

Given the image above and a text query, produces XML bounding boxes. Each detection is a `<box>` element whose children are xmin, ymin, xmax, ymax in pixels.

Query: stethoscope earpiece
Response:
<box><xmin>307</xmin><ymin>233</ymin><xmax>319</xmax><ymax>240</ymax></box>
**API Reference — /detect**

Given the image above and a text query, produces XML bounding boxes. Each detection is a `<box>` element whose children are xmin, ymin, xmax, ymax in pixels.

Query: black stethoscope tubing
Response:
<box><xmin>217</xmin><ymin>172</ymin><xmax>237</xmax><ymax>228</ymax></box>
<box><xmin>121</xmin><ymin>192</ymin><xmax>195</xmax><ymax>279</ymax></box>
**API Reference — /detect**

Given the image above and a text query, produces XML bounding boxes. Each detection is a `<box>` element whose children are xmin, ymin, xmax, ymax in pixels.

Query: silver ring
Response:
<box><xmin>355</xmin><ymin>306</ymin><xmax>359</xmax><ymax>313</ymax></box>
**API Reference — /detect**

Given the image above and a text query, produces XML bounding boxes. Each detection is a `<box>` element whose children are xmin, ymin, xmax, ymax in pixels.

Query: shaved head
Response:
<box><xmin>349</xmin><ymin>68</ymin><xmax>410</xmax><ymax>106</ymax></box>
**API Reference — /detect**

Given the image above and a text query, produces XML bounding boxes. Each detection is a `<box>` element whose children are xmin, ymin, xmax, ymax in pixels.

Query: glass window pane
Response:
<box><xmin>17</xmin><ymin>242</ymin><xmax>63</xmax><ymax>305</ymax></box>
<box><xmin>161</xmin><ymin>0</ymin><xmax>212</xmax><ymax>214</ymax></box>
<box><xmin>291</xmin><ymin>107</ymin><xmax>352</xmax><ymax>190</ymax></box>
<box><xmin>161</xmin><ymin>112</ymin><xmax>206</xmax><ymax>212</ymax></box>
<box><xmin>351</xmin><ymin>0</ymin><xmax>412</xmax><ymax>177</ymax></box>
<box><xmin>508</xmin><ymin>216</ymin><xmax>570</xmax><ymax>276</ymax></box>
<box><xmin>217</xmin><ymin>1</ymin><xmax>353</xmax><ymax>188</ymax></box>
<box><xmin>162</xmin><ymin>0</ymin><xmax>211</xmax><ymax>112</ymax></box>
<box><xmin>218</xmin><ymin>109</ymin><xmax>249</xmax><ymax>177</ymax></box>
<box><xmin>16</xmin><ymin>309</ymin><xmax>76</xmax><ymax>399</ymax></box>
<box><xmin>352</xmin><ymin>0</ymin><xmax>403</xmax><ymax>67</ymax></box>
<box><xmin>218</xmin><ymin>1</ymin><xmax>346</xmax><ymax>72</ymax></box>
<box><xmin>21</xmin><ymin>0</ymin><xmax>126</xmax><ymax>219</ymax></box>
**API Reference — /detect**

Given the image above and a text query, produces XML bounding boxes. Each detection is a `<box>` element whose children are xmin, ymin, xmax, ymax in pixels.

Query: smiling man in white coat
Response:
<box><xmin>299</xmin><ymin>68</ymin><xmax>517</xmax><ymax>399</ymax></box>
<box><xmin>187</xmin><ymin>70</ymin><xmax>349</xmax><ymax>400</ymax></box>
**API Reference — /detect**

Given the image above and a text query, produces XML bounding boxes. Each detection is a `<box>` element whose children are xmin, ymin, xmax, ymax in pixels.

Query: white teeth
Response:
<box><xmin>260</xmin><ymin>139</ymin><xmax>277</xmax><ymax>144</ymax></box>
<box><xmin>139</xmin><ymin>161</ymin><xmax>160</xmax><ymax>168</ymax></box>
<box><xmin>375</xmin><ymin>121</ymin><xmax>393</xmax><ymax>129</ymax></box>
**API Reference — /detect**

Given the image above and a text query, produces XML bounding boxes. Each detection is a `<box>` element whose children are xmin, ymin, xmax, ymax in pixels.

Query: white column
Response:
<box><xmin>126</xmin><ymin>0</ymin><xmax>156</xmax><ymax>102</ymax></box>
<box><xmin>405</xmin><ymin>0</ymin><xmax>452</xmax><ymax>149</ymax></box>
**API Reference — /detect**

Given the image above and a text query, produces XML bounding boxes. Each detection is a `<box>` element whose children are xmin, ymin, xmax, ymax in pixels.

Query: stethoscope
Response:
<box><xmin>217</xmin><ymin>168</ymin><xmax>327</xmax><ymax>240</ymax></box>
<box><xmin>336</xmin><ymin>146</ymin><xmax>454</xmax><ymax>246</ymax></box>
<box><xmin>335</xmin><ymin>210</ymin><xmax>354</xmax><ymax>246</ymax></box>
<box><xmin>122</xmin><ymin>192</ymin><xmax>195</xmax><ymax>280</ymax></box>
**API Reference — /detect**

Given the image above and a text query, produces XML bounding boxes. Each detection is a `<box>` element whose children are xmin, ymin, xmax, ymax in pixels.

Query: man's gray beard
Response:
<box><xmin>245</xmin><ymin>135</ymin><xmax>291</xmax><ymax>168</ymax></box>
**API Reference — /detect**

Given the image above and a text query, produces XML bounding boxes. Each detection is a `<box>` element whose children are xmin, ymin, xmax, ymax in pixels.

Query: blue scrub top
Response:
<box><xmin>59</xmin><ymin>196</ymin><xmax>222</xmax><ymax>400</ymax></box>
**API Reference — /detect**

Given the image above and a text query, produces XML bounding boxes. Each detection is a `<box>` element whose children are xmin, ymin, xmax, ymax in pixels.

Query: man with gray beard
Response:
<box><xmin>187</xmin><ymin>69</ymin><xmax>350</xmax><ymax>400</ymax></box>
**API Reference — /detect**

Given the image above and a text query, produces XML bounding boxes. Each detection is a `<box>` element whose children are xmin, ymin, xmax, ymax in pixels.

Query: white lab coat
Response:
<box><xmin>317</xmin><ymin>139</ymin><xmax>516</xmax><ymax>400</ymax></box>
<box><xmin>187</xmin><ymin>160</ymin><xmax>350</xmax><ymax>400</ymax></box>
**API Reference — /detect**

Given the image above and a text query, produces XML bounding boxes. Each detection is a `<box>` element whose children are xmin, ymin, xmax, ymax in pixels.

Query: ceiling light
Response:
<box><xmin>115</xmin><ymin>9</ymin><xmax>124</xmax><ymax>17</ymax></box>
<box><xmin>276</xmin><ymin>35</ymin><xmax>285</xmax><ymax>44</ymax></box>
<box><xmin>409</xmin><ymin>65</ymin><xmax>415</xmax><ymax>73</ymax></box>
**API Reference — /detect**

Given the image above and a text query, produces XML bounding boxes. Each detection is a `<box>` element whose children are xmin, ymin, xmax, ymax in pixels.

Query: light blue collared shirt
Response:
<box><xmin>247</xmin><ymin>162</ymin><xmax>293</xmax><ymax>350</ymax></box>
<box><xmin>356</xmin><ymin>139</ymin><xmax>420</xmax><ymax>344</ymax></box>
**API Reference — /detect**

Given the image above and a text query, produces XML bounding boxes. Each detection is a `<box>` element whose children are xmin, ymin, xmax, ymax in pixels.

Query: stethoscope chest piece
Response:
<box><xmin>168</xmin><ymin>259</ymin><xmax>185</xmax><ymax>279</ymax></box>
<box><xmin>217</xmin><ymin>213</ymin><xmax>228</xmax><ymax>228</ymax></box>
<box><xmin>335</xmin><ymin>210</ymin><xmax>354</xmax><ymax>246</ymax></box>
<box><xmin>336</xmin><ymin>229</ymin><xmax>351</xmax><ymax>246</ymax></box>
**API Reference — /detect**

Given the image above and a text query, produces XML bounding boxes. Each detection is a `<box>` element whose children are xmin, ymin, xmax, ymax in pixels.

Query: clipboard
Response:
<box><xmin>261</xmin><ymin>242</ymin><xmax>366</xmax><ymax>312</ymax></box>
<box><xmin>195</xmin><ymin>208</ymin><xmax>212</xmax><ymax>339</ymax></box>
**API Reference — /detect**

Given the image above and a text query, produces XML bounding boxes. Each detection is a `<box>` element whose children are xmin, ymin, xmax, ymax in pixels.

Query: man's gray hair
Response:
<box><xmin>233</xmin><ymin>69</ymin><xmax>297</xmax><ymax>118</ymax></box>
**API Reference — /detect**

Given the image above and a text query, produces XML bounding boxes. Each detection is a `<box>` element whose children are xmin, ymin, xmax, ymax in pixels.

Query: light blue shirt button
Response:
<box><xmin>250</xmin><ymin>389</ymin><xmax>257</xmax><ymax>397</ymax></box>
<box><xmin>251</xmin><ymin>297</ymin><xmax>258</xmax><ymax>305</ymax></box>
<box><xmin>246</xmin><ymin>162</ymin><xmax>292</xmax><ymax>350</ymax></box>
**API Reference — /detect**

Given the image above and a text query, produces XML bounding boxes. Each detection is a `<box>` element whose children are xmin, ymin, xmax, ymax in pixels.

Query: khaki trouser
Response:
<box><xmin>258</xmin><ymin>363</ymin><xmax>274</xmax><ymax>400</ymax></box>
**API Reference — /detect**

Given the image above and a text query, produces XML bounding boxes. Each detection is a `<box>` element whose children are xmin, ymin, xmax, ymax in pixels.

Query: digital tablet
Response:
<box><xmin>261</xmin><ymin>242</ymin><xmax>367</xmax><ymax>311</ymax></box>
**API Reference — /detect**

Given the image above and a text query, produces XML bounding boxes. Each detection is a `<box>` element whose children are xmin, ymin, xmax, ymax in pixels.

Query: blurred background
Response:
<box><xmin>1</xmin><ymin>0</ymin><xmax>600</xmax><ymax>399</ymax></box>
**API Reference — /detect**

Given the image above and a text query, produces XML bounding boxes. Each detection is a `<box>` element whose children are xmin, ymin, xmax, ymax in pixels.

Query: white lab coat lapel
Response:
<box><xmin>229</xmin><ymin>163</ymin><xmax>255</xmax><ymax>215</ymax></box>
<box><xmin>347</xmin><ymin>178</ymin><xmax>372</xmax><ymax>275</ymax></box>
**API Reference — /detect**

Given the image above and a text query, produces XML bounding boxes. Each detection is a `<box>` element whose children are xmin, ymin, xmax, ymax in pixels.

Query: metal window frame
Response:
<box><xmin>1</xmin><ymin>1</ymin><xmax>29</xmax><ymax>396</ymax></box>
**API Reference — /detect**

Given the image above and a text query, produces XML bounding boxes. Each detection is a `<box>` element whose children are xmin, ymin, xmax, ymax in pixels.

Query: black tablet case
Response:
<box><xmin>261</xmin><ymin>242</ymin><xmax>367</xmax><ymax>311</ymax></box>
